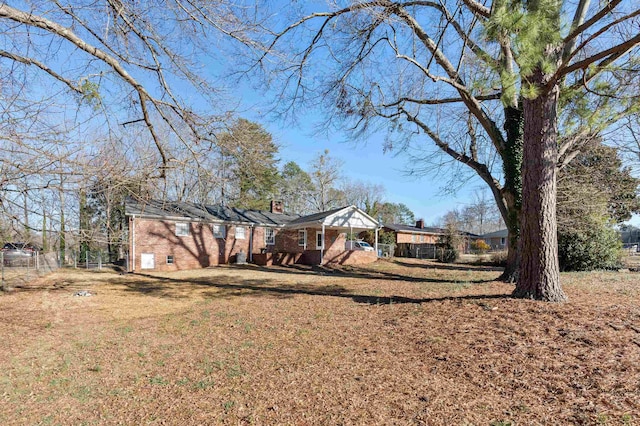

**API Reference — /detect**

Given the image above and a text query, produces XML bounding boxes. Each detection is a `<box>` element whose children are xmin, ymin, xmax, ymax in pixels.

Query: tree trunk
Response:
<box><xmin>501</xmin><ymin>202</ymin><xmax>520</xmax><ymax>282</ymax></box>
<box><xmin>514</xmin><ymin>71</ymin><xmax>567</xmax><ymax>302</ymax></box>
<box><xmin>499</xmin><ymin>105</ymin><xmax>524</xmax><ymax>282</ymax></box>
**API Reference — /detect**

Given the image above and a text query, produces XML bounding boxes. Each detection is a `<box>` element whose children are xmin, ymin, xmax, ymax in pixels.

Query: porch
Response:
<box><xmin>255</xmin><ymin>206</ymin><xmax>380</xmax><ymax>266</ymax></box>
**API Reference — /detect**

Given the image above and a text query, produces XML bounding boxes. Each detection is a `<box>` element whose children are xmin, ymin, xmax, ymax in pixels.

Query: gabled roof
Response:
<box><xmin>481</xmin><ymin>229</ymin><xmax>508</xmax><ymax>238</ymax></box>
<box><xmin>285</xmin><ymin>205</ymin><xmax>379</xmax><ymax>230</ymax></box>
<box><xmin>384</xmin><ymin>223</ymin><xmax>446</xmax><ymax>234</ymax></box>
<box><xmin>384</xmin><ymin>223</ymin><xmax>480</xmax><ymax>237</ymax></box>
<box><xmin>125</xmin><ymin>199</ymin><xmax>300</xmax><ymax>226</ymax></box>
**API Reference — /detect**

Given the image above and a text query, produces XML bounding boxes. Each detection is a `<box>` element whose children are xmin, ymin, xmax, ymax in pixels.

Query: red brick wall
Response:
<box><xmin>128</xmin><ymin>218</ymin><xmax>379</xmax><ymax>270</ymax></box>
<box><xmin>323</xmin><ymin>250</ymin><xmax>378</xmax><ymax>265</ymax></box>
<box><xmin>395</xmin><ymin>231</ymin><xmax>441</xmax><ymax>244</ymax></box>
<box><xmin>129</xmin><ymin>218</ymin><xmax>271</xmax><ymax>272</ymax></box>
<box><xmin>274</xmin><ymin>230</ymin><xmax>305</xmax><ymax>253</ymax></box>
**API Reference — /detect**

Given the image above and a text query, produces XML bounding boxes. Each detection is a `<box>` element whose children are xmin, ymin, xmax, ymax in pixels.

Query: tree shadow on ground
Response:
<box><xmin>230</xmin><ymin>263</ymin><xmax>499</xmax><ymax>284</ymax></box>
<box><xmin>392</xmin><ymin>260</ymin><xmax>504</xmax><ymax>272</ymax></box>
<box><xmin>124</xmin><ymin>273</ymin><xmax>511</xmax><ymax>305</ymax></box>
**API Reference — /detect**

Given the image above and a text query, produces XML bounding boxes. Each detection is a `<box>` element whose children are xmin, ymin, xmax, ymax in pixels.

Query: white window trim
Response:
<box><xmin>316</xmin><ymin>231</ymin><xmax>323</xmax><ymax>250</ymax></box>
<box><xmin>298</xmin><ymin>230</ymin><xmax>307</xmax><ymax>247</ymax></box>
<box><xmin>175</xmin><ymin>222</ymin><xmax>189</xmax><ymax>237</ymax></box>
<box><xmin>265</xmin><ymin>228</ymin><xmax>275</xmax><ymax>245</ymax></box>
<box><xmin>212</xmin><ymin>224</ymin><xmax>226</xmax><ymax>239</ymax></box>
<box><xmin>166</xmin><ymin>255</ymin><xmax>174</xmax><ymax>265</ymax></box>
<box><xmin>235</xmin><ymin>226</ymin><xmax>246</xmax><ymax>240</ymax></box>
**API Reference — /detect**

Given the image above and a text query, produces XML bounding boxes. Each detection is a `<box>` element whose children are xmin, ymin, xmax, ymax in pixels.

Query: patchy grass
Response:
<box><xmin>0</xmin><ymin>259</ymin><xmax>639</xmax><ymax>425</ymax></box>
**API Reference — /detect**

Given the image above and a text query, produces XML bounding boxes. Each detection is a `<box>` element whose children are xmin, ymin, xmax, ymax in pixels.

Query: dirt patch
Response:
<box><xmin>0</xmin><ymin>259</ymin><xmax>638</xmax><ymax>425</ymax></box>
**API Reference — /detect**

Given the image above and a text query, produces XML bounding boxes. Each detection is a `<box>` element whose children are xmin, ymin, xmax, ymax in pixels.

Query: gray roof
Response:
<box><xmin>125</xmin><ymin>199</ymin><xmax>300</xmax><ymax>226</ymax></box>
<box><xmin>481</xmin><ymin>229</ymin><xmax>508</xmax><ymax>238</ymax></box>
<box><xmin>384</xmin><ymin>223</ymin><xmax>479</xmax><ymax>237</ymax></box>
<box><xmin>384</xmin><ymin>223</ymin><xmax>446</xmax><ymax>234</ymax></box>
<box><xmin>285</xmin><ymin>206</ymin><xmax>348</xmax><ymax>226</ymax></box>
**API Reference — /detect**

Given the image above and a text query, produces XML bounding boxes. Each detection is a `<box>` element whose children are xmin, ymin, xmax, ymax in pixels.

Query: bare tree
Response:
<box><xmin>0</xmin><ymin>1</ymin><xmax>263</xmax><ymax>177</ymax></box>
<box><xmin>339</xmin><ymin>180</ymin><xmax>385</xmax><ymax>214</ymax></box>
<box><xmin>253</xmin><ymin>0</ymin><xmax>640</xmax><ymax>300</ymax></box>
<box><xmin>308</xmin><ymin>150</ymin><xmax>344</xmax><ymax>212</ymax></box>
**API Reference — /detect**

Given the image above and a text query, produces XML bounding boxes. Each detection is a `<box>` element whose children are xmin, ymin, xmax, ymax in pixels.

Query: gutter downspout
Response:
<box><xmin>321</xmin><ymin>223</ymin><xmax>325</xmax><ymax>265</ymax></box>
<box><xmin>249</xmin><ymin>224</ymin><xmax>254</xmax><ymax>263</ymax></box>
<box><xmin>131</xmin><ymin>215</ymin><xmax>136</xmax><ymax>272</ymax></box>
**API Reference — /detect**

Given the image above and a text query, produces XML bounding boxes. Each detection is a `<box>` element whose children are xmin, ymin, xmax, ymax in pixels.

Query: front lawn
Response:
<box><xmin>1</xmin><ymin>259</ymin><xmax>638</xmax><ymax>424</ymax></box>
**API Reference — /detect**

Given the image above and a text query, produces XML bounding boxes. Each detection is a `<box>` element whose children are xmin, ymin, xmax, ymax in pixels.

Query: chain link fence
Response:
<box><xmin>1</xmin><ymin>251</ymin><xmax>60</xmax><ymax>290</ymax></box>
<box><xmin>377</xmin><ymin>243</ymin><xmax>395</xmax><ymax>258</ymax></box>
<box><xmin>1</xmin><ymin>249</ymin><xmax>123</xmax><ymax>291</ymax></box>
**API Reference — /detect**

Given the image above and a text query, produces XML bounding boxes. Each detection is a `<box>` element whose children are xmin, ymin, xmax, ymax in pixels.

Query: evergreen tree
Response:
<box><xmin>218</xmin><ymin>119</ymin><xmax>280</xmax><ymax>210</ymax></box>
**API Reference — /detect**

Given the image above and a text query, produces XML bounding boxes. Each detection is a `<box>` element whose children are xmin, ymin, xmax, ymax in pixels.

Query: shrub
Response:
<box><xmin>437</xmin><ymin>248</ymin><xmax>458</xmax><ymax>263</ymax></box>
<box><xmin>490</xmin><ymin>250</ymin><xmax>507</xmax><ymax>266</ymax></box>
<box><xmin>470</xmin><ymin>239</ymin><xmax>490</xmax><ymax>254</ymax></box>
<box><xmin>558</xmin><ymin>219</ymin><xmax>622</xmax><ymax>271</ymax></box>
<box><xmin>437</xmin><ymin>222</ymin><xmax>461</xmax><ymax>263</ymax></box>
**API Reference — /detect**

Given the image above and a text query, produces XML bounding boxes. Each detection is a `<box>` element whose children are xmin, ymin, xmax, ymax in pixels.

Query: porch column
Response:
<box><xmin>375</xmin><ymin>227</ymin><xmax>379</xmax><ymax>257</ymax></box>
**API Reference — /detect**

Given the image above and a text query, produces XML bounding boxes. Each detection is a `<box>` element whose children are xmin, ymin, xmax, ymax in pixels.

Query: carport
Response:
<box><xmin>282</xmin><ymin>205</ymin><xmax>379</xmax><ymax>265</ymax></box>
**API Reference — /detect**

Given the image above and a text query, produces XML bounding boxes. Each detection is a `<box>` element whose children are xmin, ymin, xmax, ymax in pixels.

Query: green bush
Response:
<box><xmin>558</xmin><ymin>220</ymin><xmax>622</xmax><ymax>271</ymax></box>
<box><xmin>437</xmin><ymin>248</ymin><xmax>458</xmax><ymax>263</ymax></box>
<box><xmin>437</xmin><ymin>222</ymin><xmax>461</xmax><ymax>263</ymax></box>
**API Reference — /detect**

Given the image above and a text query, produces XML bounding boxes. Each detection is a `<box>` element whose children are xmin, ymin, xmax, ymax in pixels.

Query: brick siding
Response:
<box><xmin>129</xmin><ymin>217</ymin><xmax>273</xmax><ymax>272</ymax></box>
<box><xmin>129</xmin><ymin>218</ymin><xmax>379</xmax><ymax>271</ymax></box>
<box><xmin>395</xmin><ymin>231</ymin><xmax>441</xmax><ymax>244</ymax></box>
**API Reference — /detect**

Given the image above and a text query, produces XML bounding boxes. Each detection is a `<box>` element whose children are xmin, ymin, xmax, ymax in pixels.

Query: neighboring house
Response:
<box><xmin>482</xmin><ymin>229</ymin><xmax>508</xmax><ymax>251</ymax></box>
<box><xmin>125</xmin><ymin>199</ymin><xmax>379</xmax><ymax>272</ymax></box>
<box><xmin>383</xmin><ymin>220</ymin><xmax>476</xmax><ymax>258</ymax></box>
<box><xmin>620</xmin><ymin>227</ymin><xmax>640</xmax><ymax>252</ymax></box>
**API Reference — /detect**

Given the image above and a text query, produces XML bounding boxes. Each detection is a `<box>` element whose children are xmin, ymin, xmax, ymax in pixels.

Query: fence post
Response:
<box><xmin>98</xmin><ymin>252</ymin><xmax>102</xmax><ymax>270</ymax></box>
<box><xmin>86</xmin><ymin>250</ymin><xmax>89</xmax><ymax>269</ymax></box>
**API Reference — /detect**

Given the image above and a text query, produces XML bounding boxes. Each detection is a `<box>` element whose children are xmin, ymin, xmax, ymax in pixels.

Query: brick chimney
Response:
<box><xmin>270</xmin><ymin>200</ymin><xmax>284</xmax><ymax>214</ymax></box>
<box><xmin>416</xmin><ymin>219</ymin><xmax>424</xmax><ymax>229</ymax></box>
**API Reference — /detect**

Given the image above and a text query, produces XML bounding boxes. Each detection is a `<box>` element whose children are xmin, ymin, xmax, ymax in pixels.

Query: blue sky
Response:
<box><xmin>235</xmin><ymin>94</ymin><xmax>489</xmax><ymax>226</ymax></box>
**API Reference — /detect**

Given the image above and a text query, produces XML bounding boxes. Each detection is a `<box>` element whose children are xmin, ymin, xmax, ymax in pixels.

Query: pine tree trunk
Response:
<box><xmin>513</xmin><ymin>70</ymin><xmax>567</xmax><ymax>302</ymax></box>
<box><xmin>501</xmin><ymin>214</ymin><xmax>520</xmax><ymax>282</ymax></box>
<box><xmin>498</xmin><ymin>106</ymin><xmax>523</xmax><ymax>283</ymax></box>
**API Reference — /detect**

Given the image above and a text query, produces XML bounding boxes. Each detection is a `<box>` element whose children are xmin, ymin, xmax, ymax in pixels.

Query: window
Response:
<box><xmin>265</xmin><ymin>228</ymin><xmax>275</xmax><ymax>245</ymax></box>
<box><xmin>420</xmin><ymin>235</ymin><xmax>424</xmax><ymax>243</ymax></box>
<box><xmin>411</xmin><ymin>234</ymin><xmax>416</xmax><ymax>242</ymax></box>
<box><xmin>500</xmin><ymin>237</ymin><xmax>506</xmax><ymax>246</ymax></box>
<box><xmin>316</xmin><ymin>231</ymin><xmax>323</xmax><ymax>250</ymax></box>
<box><xmin>298</xmin><ymin>230</ymin><xmax>307</xmax><ymax>247</ymax></box>
<box><xmin>235</xmin><ymin>226</ymin><xmax>246</xmax><ymax>239</ymax></box>
<box><xmin>166</xmin><ymin>255</ymin><xmax>174</xmax><ymax>264</ymax></box>
<box><xmin>213</xmin><ymin>224</ymin><xmax>226</xmax><ymax>239</ymax></box>
<box><xmin>175</xmin><ymin>222</ymin><xmax>189</xmax><ymax>236</ymax></box>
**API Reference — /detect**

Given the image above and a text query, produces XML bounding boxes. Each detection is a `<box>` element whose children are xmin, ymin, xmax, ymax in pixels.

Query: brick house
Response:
<box><xmin>383</xmin><ymin>220</ymin><xmax>477</xmax><ymax>258</ymax></box>
<box><xmin>481</xmin><ymin>229</ymin><xmax>508</xmax><ymax>250</ymax></box>
<box><xmin>125</xmin><ymin>199</ymin><xmax>379</xmax><ymax>272</ymax></box>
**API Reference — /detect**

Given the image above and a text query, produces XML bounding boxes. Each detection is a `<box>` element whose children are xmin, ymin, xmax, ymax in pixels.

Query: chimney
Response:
<box><xmin>416</xmin><ymin>219</ymin><xmax>424</xmax><ymax>229</ymax></box>
<box><xmin>270</xmin><ymin>200</ymin><xmax>284</xmax><ymax>214</ymax></box>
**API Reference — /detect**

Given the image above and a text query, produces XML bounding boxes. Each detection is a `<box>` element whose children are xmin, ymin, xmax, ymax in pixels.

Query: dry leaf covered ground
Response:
<box><xmin>0</xmin><ymin>259</ymin><xmax>639</xmax><ymax>425</ymax></box>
